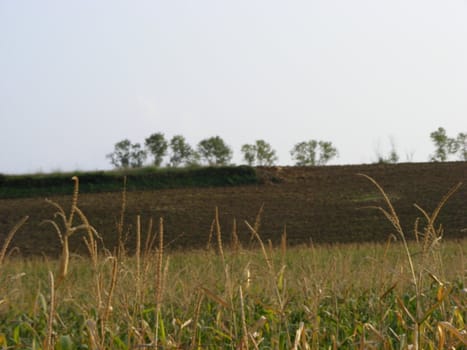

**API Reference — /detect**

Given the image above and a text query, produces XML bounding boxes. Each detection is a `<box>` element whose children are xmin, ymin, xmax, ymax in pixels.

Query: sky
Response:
<box><xmin>1</xmin><ymin>0</ymin><xmax>466</xmax><ymax>174</ymax></box>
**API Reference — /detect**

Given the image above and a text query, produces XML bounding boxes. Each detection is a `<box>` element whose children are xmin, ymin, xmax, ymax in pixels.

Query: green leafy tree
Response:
<box><xmin>107</xmin><ymin>139</ymin><xmax>147</xmax><ymax>168</ymax></box>
<box><xmin>317</xmin><ymin>141</ymin><xmax>339</xmax><ymax>165</ymax></box>
<box><xmin>197</xmin><ymin>136</ymin><xmax>233</xmax><ymax>166</ymax></box>
<box><xmin>430</xmin><ymin>127</ymin><xmax>450</xmax><ymax>161</ymax></box>
<box><xmin>456</xmin><ymin>132</ymin><xmax>466</xmax><ymax>161</ymax></box>
<box><xmin>429</xmin><ymin>127</ymin><xmax>464</xmax><ymax>161</ymax></box>
<box><xmin>255</xmin><ymin>140</ymin><xmax>278</xmax><ymax>166</ymax></box>
<box><xmin>130</xmin><ymin>143</ymin><xmax>147</xmax><ymax>168</ymax></box>
<box><xmin>241</xmin><ymin>144</ymin><xmax>256</xmax><ymax>166</ymax></box>
<box><xmin>145</xmin><ymin>132</ymin><xmax>168</xmax><ymax>167</ymax></box>
<box><xmin>169</xmin><ymin>135</ymin><xmax>199</xmax><ymax>167</ymax></box>
<box><xmin>241</xmin><ymin>140</ymin><xmax>277</xmax><ymax>166</ymax></box>
<box><xmin>291</xmin><ymin>140</ymin><xmax>338</xmax><ymax>166</ymax></box>
<box><xmin>107</xmin><ymin>139</ymin><xmax>131</xmax><ymax>168</ymax></box>
<box><xmin>291</xmin><ymin>140</ymin><xmax>317</xmax><ymax>166</ymax></box>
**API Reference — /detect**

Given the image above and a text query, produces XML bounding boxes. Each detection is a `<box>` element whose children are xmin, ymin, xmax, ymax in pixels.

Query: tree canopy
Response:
<box><xmin>290</xmin><ymin>140</ymin><xmax>338</xmax><ymax>166</ymax></box>
<box><xmin>169</xmin><ymin>135</ymin><xmax>199</xmax><ymax>167</ymax></box>
<box><xmin>145</xmin><ymin>132</ymin><xmax>168</xmax><ymax>167</ymax></box>
<box><xmin>430</xmin><ymin>127</ymin><xmax>466</xmax><ymax>161</ymax></box>
<box><xmin>106</xmin><ymin>139</ymin><xmax>147</xmax><ymax>168</ymax></box>
<box><xmin>197</xmin><ymin>136</ymin><xmax>233</xmax><ymax>166</ymax></box>
<box><xmin>106</xmin><ymin>127</ymin><xmax>465</xmax><ymax>169</ymax></box>
<box><xmin>241</xmin><ymin>140</ymin><xmax>277</xmax><ymax>166</ymax></box>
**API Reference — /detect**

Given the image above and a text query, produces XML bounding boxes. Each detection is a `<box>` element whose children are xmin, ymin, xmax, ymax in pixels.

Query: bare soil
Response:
<box><xmin>1</xmin><ymin>162</ymin><xmax>465</xmax><ymax>256</ymax></box>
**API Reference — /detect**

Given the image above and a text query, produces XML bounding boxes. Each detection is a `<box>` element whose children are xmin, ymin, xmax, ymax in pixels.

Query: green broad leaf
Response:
<box><xmin>56</xmin><ymin>335</ymin><xmax>74</xmax><ymax>350</ymax></box>
<box><xmin>158</xmin><ymin>310</ymin><xmax>166</xmax><ymax>343</ymax></box>
<box><xmin>38</xmin><ymin>292</ymin><xmax>48</xmax><ymax>315</ymax></box>
<box><xmin>112</xmin><ymin>335</ymin><xmax>128</xmax><ymax>350</ymax></box>
<box><xmin>13</xmin><ymin>325</ymin><xmax>20</xmax><ymax>344</ymax></box>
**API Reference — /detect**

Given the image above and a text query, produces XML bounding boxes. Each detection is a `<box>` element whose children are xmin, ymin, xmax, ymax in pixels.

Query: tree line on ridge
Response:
<box><xmin>106</xmin><ymin>127</ymin><xmax>466</xmax><ymax>169</ymax></box>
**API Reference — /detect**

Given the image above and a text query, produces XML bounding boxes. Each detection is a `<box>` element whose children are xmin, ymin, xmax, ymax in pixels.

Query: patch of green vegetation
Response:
<box><xmin>350</xmin><ymin>192</ymin><xmax>400</xmax><ymax>203</ymax></box>
<box><xmin>0</xmin><ymin>166</ymin><xmax>259</xmax><ymax>199</ymax></box>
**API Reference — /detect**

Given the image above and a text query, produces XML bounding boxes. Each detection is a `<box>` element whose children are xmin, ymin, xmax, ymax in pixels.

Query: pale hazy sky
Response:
<box><xmin>1</xmin><ymin>0</ymin><xmax>466</xmax><ymax>174</ymax></box>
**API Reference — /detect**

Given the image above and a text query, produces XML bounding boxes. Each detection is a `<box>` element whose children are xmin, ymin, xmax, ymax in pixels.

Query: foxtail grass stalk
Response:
<box><xmin>68</xmin><ymin>176</ymin><xmax>79</xmax><ymax>227</ymax></box>
<box><xmin>359</xmin><ymin>173</ymin><xmax>463</xmax><ymax>349</ymax></box>
<box><xmin>0</xmin><ymin>216</ymin><xmax>28</xmax><ymax>267</ymax></box>
<box><xmin>117</xmin><ymin>176</ymin><xmax>127</xmax><ymax>258</ymax></box>
<box><xmin>215</xmin><ymin>207</ymin><xmax>225</xmax><ymax>262</ymax></box>
<box><xmin>155</xmin><ymin>218</ymin><xmax>164</xmax><ymax>306</ymax></box>
<box><xmin>154</xmin><ymin>217</ymin><xmax>164</xmax><ymax>348</ymax></box>
<box><xmin>249</xmin><ymin>204</ymin><xmax>264</xmax><ymax>245</ymax></box>
<box><xmin>231</xmin><ymin>218</ymin><xmax>239</xmax><ymax>253</ymax></box>
<box><xmin>190</xmin><ymin>292</ymin><xmax>204</xmax><ymax>350</ymax></box>
<box><xmin>206</xmin><ymin>218</ymin><xmax>215</xmax><ymax>251</ymax></box>
<box><xmin>43</xmin><ymin>176</ymin><xmax>94</xmax><ymax>283</ymax></box>
<box><xmin>280</xmin><ymin>225</ymin><xmax>287</xmax><ymax>267</ymax></box>
<box><xmin>100</xmin><ymin>257</ymin><xmax>118</xmax><ymax>348</ymax></box>
<box><xmin>239</xmin><ymin>286</ymin><xmax>249</xmax><ymax>350</ymax></box>
<box><xmin>135</xmin><ymin>215</ymin><xmax>141</xmax><ymax>303</ymax></box>
<box><xmin>245</xmin><ymin>220</ymin><xmax>291</xmax><ymax>346</ymax></box>
<box><xmin>44</xmin><ymin>271</ymin><xmax>55</xmax><ymax>350</ymax></box>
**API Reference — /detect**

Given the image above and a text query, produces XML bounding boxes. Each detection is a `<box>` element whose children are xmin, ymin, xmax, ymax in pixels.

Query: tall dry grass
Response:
<box><xmin>0</xmin><ymin>174</ymin><xmax>465</xmax><ymax>349</ymax></box>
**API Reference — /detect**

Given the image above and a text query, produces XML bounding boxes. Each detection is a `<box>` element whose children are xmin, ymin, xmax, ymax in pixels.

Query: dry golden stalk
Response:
<box><xmin>249</xmin><ymin>204</ymin><xmax>264</xmax><ymax>244</ymax></box>
<box><xmin>83</xmin><ymin>232</ymin><xmax>99</xmax><ymax>270</ymax></box>
<box><xmin>438</xmin><ymin>321</ymin><xmax>467</xmax><ymax>346</ymax></box>
<box><xmin>68</xmin><ymin>176</ymin><xmax>79</xmax><ymax>226</ymax></box>
<box><xmin>135</xmin><ymin>215</ymin><xmax>142</xmax><ymax>302</ymax></box>
<box><xmin>76</xmin><ymin>205</ymin><xmax>101</xmax><ymax>268</ymax></box>
<box><xmin>117</xmin><ymin>176</ymin><xmax>127</xmax><ymax>258</ymax></box>
<box><xmin>358</xmin><ymin>175</ymin><xmax>418</xmax><ymax>299</ymax></box>
<box><xmin>200</xmin><ymin>287</ymin><xmax>230</xmax><ymax>309</ymax></box>
<box><xmin>215</xmin><ymin>207</ymin><xmax>225</xmax><ymax>261</ymax></box>
<box><xmin>280</xmin><ymin>225</ymin><xmax>287</xmax><ymax>266</ymax></box>
<box><xmin>44</xmin><ymin>271</ymin><xmax>55</xmax><ymax>350</ymax></box>
<box><xmin>85</xmin><ymin>320</ymin><xmax>100</xmax><ymax>350</ymax></box>
<box><xmin>100</xmin><ymin>257</ymin><xmax>118</xmax><ymax>348</ymax></box>
<box><xmin>292</xmin><ymin>321</ymin><xmax>304</xmax><ymax>350</ymax></box>
<box><xmin>143</xmin><ymin>217</ymin><xmax>154</xmax><ymax>256</ymax></box>
<box><xmin>245</xmin><ymin>220</ymin><xmax>286</xmax><ymax>329</ymax></box>
<box><xmin>414</xmin><ymin>182</ymin><xmax>462</xmax><ymax>260</ymax></box>
<box><xmin>359</xmin><ymin>174</ymin><xmax>462</xmax><ymax>350</ymax></box>
<box><xmin>154</xmin><ymin>217</ymin><xmax>165</xmax><ymax>348</ymax></box>
<box><xmin>190</xmin><ymin>292</ymin><xmax>205</xmax><ymax>350</ymax></box>
<box><xmin>245</xmin><ymin>221</ymin><xmax>272</xmax><ymax>271</ymax></box>
<box><xmin>206</xmin><ymin>218</ymin><xmax>215</xmax><ymax>251</ymax></box>
<box><xmin>248</xmin><ymin>316</ymin><xmax>267</xmax><ymax>349</ymax></box>
<box><xmin>58</xmin><ymin>234</ymin><xmax>70</xmax><ymax>283</ymax></box>
<box><xmin>142</xmin><ymin>217</ymin><xmax>157</xmax><ymax>286</ymax></box>
<box><xmin>331</xmin><ymin>334</ymin><xmax>338</xmax><ymax>350</ymax></box>
<box><xmin>43</xmin><ymin>177</ymin><xmax>94</xmax><ymax>283</ymax></box>
<box><xmin>239</xmin><ymin>286</ymin><xmax>249</xmax><ymax>350</ymax></box>
<box><xmin>0</xmin><ymin>216</ymin><xmax>28</xmax><ymax>266</ymax></box>
<box><xmin>231</xmin><ymin>218</ymin><xmax>239</xmax><ymax>253</ymax></box>
<box><xmin>253</xmin><ymin>204</ymin><xmax>264</xmax><ymax>235</ymax></box>
<box><xmin>155</xmin><ymin>217</ymin><xmax>164</xmax><ymax>306</ymax></box>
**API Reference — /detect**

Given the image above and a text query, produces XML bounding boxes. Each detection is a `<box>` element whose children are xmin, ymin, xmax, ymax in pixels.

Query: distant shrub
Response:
<box><xmin>0</xmin><ymin>166</ymin><xmax>259</xmax><ymax>199</ymax></box>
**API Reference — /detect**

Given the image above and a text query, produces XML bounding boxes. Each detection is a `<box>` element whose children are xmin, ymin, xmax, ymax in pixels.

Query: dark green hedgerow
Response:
<box><xmin>0</xmin><ymin>166</ymin><xmax>259</xmax><ymax>199</ymax></box>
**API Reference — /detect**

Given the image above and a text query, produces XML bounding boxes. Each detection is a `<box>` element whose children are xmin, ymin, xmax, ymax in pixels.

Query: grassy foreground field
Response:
<box><xmin>0</xmin><ymin>239</ymin><xmax>466</xmax><ymax>349</ymax></box>
<box><xmin>0</xmin><ymin>164</ymin><xmax>466</xmax><ymax>348</ymax></box>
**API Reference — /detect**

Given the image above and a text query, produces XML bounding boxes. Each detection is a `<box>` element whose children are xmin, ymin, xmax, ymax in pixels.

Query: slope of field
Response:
<box><xmin>0</xmin><ymin>162</ymin><xmax>465</xmax><ymax>256</ymax></box>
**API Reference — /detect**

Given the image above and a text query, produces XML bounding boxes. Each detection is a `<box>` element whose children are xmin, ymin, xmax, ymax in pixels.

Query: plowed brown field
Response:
<box><xmin>1</xmin><ymin>162</ymin><xmax>465</xmax><ymax>256</ymax></box>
